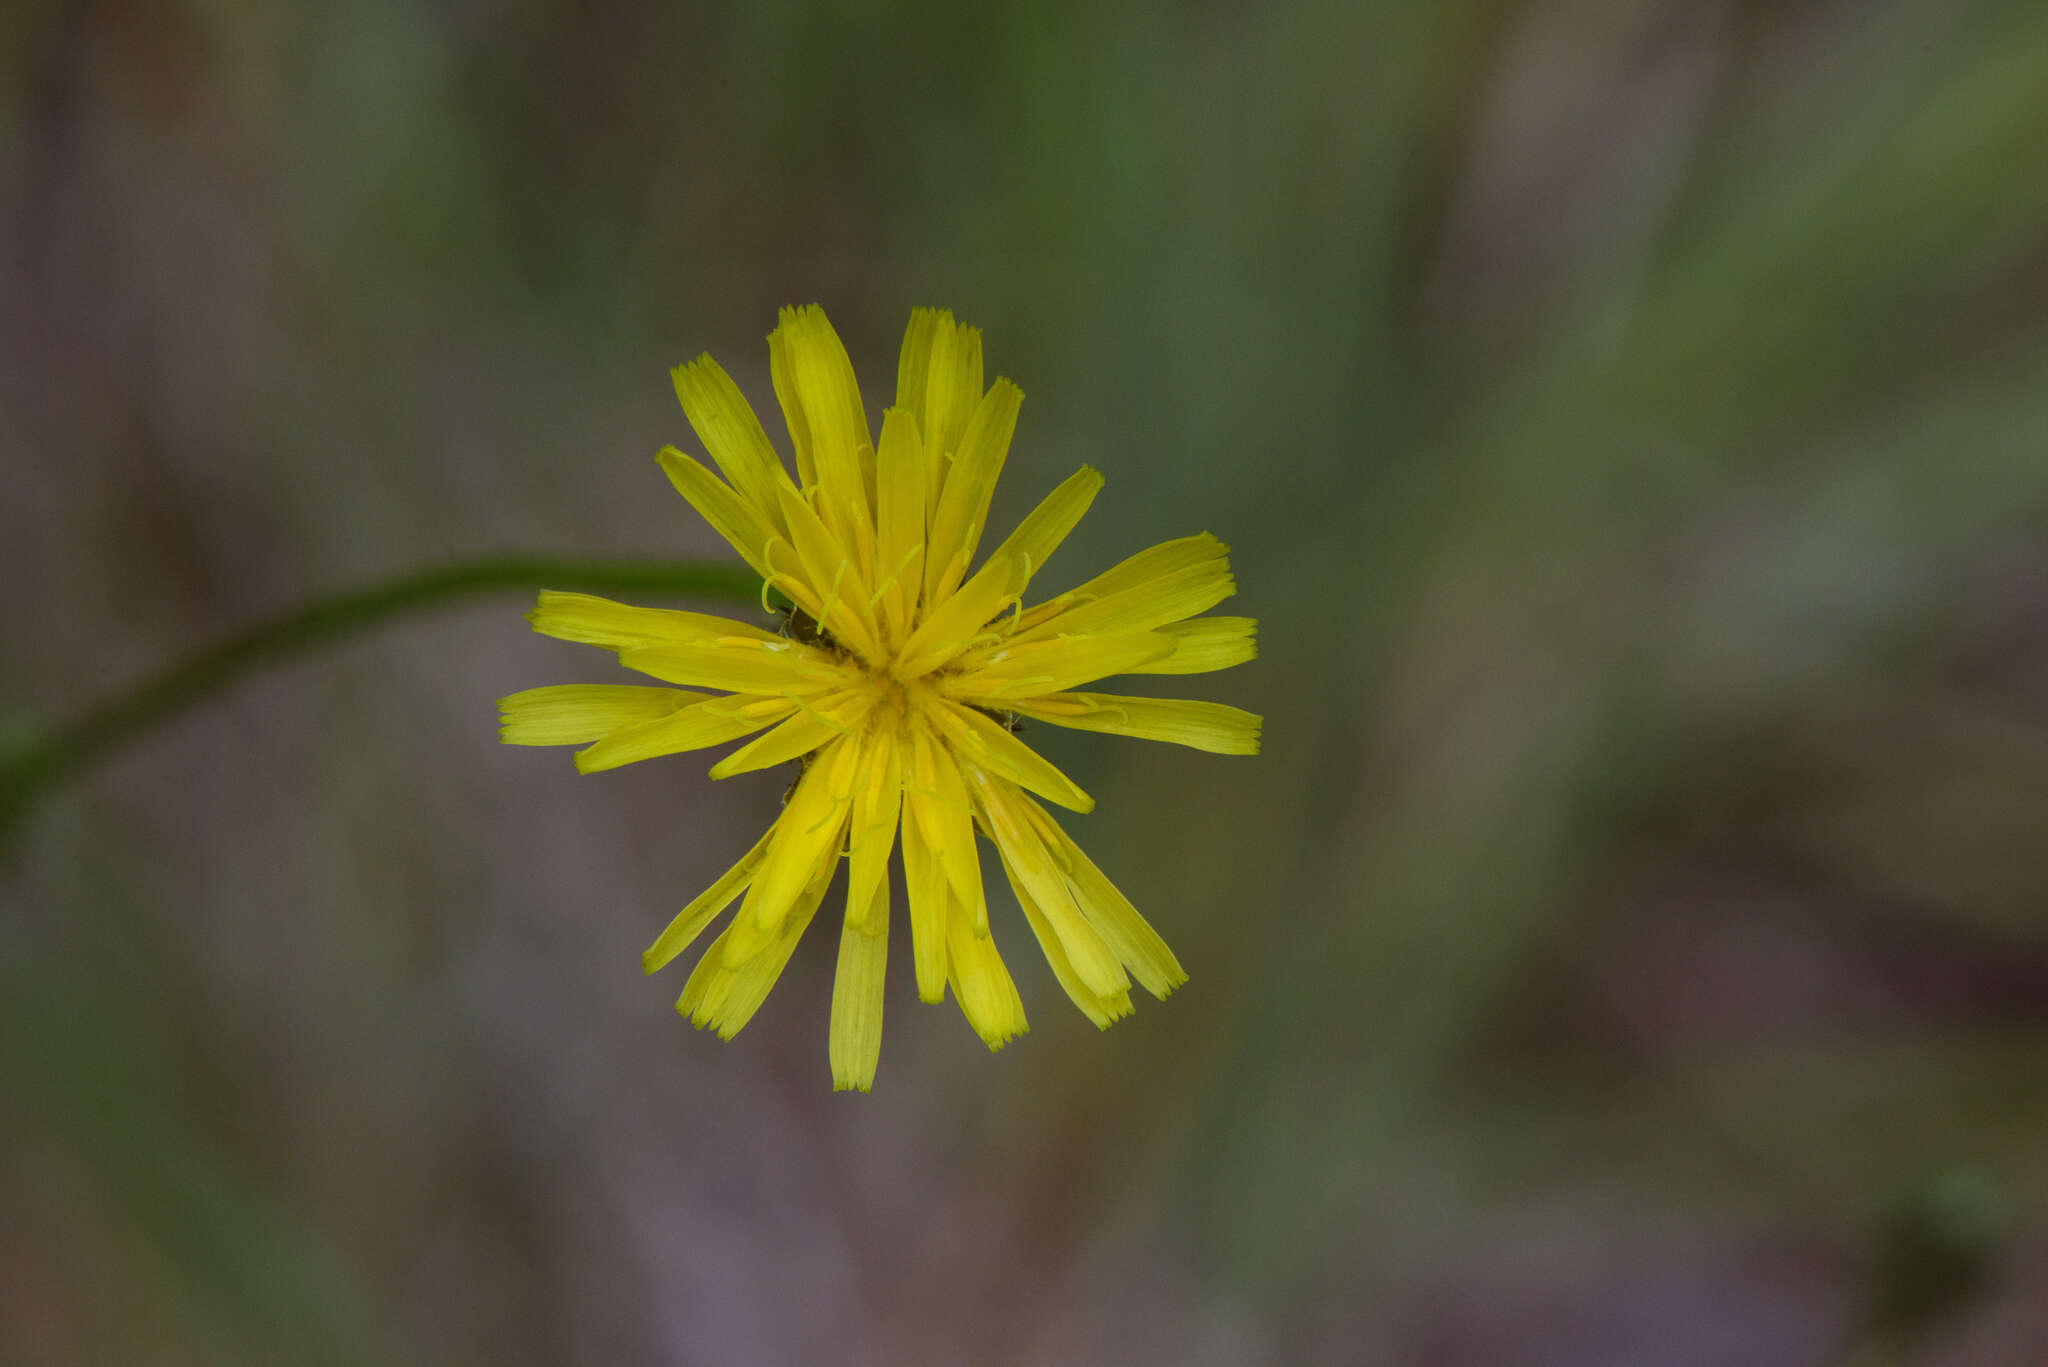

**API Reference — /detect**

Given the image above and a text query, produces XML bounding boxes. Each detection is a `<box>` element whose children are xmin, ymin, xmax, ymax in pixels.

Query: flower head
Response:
<box><xmin>500</xmin><ymin>307</ymin><xmax>1259</xmax><ymax>1089</ymax></box>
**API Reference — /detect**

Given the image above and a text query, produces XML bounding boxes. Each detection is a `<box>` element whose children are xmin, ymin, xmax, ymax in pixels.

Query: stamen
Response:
<box><xmin>902</xmin><ymin>782</ymin><xmax>975</xmax><ymax>819</ymax></box>
<box><xmin>843</xmin><ymin>807</ymin><xmax>893</xmax><ymax>858</ymax></box>
<box><xmin>866</xmin><ymin>542</ymin><xmax>926</xmax><ymax>612</ymax></box>
<box><xmin>804</xmin><ymin>791</ymin><xmax>852</xmax><ymax>836</ymax></box>
<box><xmin>816</xmin><ymin>558</ymin><xmax>849</xmax><ymax>634</ymax></box>
<box><xmin>786</xmin><ymin>691</ymin><xmax>858</xmax><ymax>738</ymax></box>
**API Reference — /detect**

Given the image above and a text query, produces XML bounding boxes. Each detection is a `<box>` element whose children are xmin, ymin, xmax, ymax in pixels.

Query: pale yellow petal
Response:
<box><xmin>927</xmin><ymin>698</ymin><xmax>1093</xmax><ymax>813</ymax></box>
<box><xmin>527</xmin><ymin>591</ymin><xmax>778</xmax><ymax>650</ymax></box>
<box><xmin>969</xmin><ymin>770</ymin><xmax>1126</xmax><ymax>999</ymax></box>
<box><xmin>945</xmin><ymin>897</ymin><xmax>1027</xmax><ymax>1049</ymax></box>
<box><xmin>671</xmin><ymin>354</ymin><xmax>796</xmax><ymax>528</ymax></box>
<box><xmin>680</xmin><ymin>847</ymin><xmax>836</xmax><ymax>1039</ymax></box>
<box><xmin>656</xmin><ymin>448</ymin><xmax>778</xmax><ymax>577</ymax></box>
<box><xmin>995</xmin><ymin>854</ymin><xmax>1132</xmax><ymax>1029</ymax></box>
<box><xmin>945</xmin><ymin>631</ymin><xmax>1175</xmax><ymax>700</ymax></box>
<box><xmin>829</xmin><ymin>878</ymin><xmax>888</xmax><ymax>1092</ymax></box>
<box><xmin>617</xmin><ymin>637</ymin><xmax>845</xmax><ymax>694</ymax></box>
<box><xmin>1009</xmin><ymin>693</ymin><xmax>1262</xmax><ymax>755</ymax></box>
<box><xmin>573</xmin><ymin>695</ymin><xmax>797</xmax><ymax>773</ymax></box>
<box><xmin>1126</xmin><ymin>616</ymin><xmax>1258</xmax><ymax>675</ymax></box>
<box><xmin>923</xmin><ymin>379</ymin><xmax>1022</xmax><ymax>602</ymax></box>
<box><xmin>1021</xmin><ymin>799</ymin><xmax>1186</xmax><ymax>999</ymax></box>
<box><xmin>642</xmin><ymin>826</ymin><xmax>775</xmax><ymax>973</ymax></box>
<box><xmin>498</xmin><ymin>684</ymin><xmax>704</xmax><ymax>746</ymax></box>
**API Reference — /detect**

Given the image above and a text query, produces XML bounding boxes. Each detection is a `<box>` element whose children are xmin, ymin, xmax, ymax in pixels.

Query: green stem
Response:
<box><xmin>0</xmin><ymin>555</ymin><xmax>761</xmax><ymax>842</ymax></box>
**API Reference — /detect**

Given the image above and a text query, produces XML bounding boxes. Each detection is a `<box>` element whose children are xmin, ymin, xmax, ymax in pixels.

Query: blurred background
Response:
<box><xmin>5</xmin><ymin>1</ymin><xmax>2048</xmax><ymax>1362</ymax></box>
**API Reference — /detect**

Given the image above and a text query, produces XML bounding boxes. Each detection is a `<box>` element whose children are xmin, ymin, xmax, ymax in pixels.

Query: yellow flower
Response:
<box><xmin>500</xmin><ymin>306</ymin><xmax>1259</xmax><ymax>1089</ymax></box>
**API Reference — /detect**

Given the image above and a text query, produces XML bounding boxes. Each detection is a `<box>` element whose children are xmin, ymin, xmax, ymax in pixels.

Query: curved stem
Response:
<box><xmin>0</xmin><ymin>555</ymin><xmax>761</xmax><ymax>842</ymax></box>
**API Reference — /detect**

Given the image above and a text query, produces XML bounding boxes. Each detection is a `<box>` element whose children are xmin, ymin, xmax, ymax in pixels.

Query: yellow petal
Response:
<box><xmin>1009</xmin><ymin>693</ymin><xmax>1262</xmax><ymax>755</ymax></box>
<box><xmin>897</xmin><ymin>799</ymin><xmax>950</xmax><ymax>1002</ymax></box>
<box><xmin>1014</xmin><ymin>533</ymin><xmax>1231</xmax><ymax>639</ymax></box>
<box><xmin>945</xmin><ymin>897</ymin><xmax>1028</xmax><ymax>1049</ymax></box>
<box><xmin>829</xmin><ymin>878</ymin><xmax>888</xmax><ymax>1092</ymax></box>
<box><xmin>995</xmin><ymin>854</ymin><xmax>1132</xmax><ymax>1029</ymax></box>
<box><xmin>768</xmin><ymin>306</ymin><xmax>872</xmax><ymax>551</ymax></box>
<box><xmin>927</xmin><ymin>697</ymin><xmax>1093</xmax><ymax>813</ymax></box>
<box><xmin>872</xmin><ymin>408</ymin><xmax>928</xmax><ymax>639</ymax></box>
<box><xmin>656</xmin><ymin>448</ymin><xmax>779</xmax><ymax>578</ymax></box>
<box><xmin>969</xmin><ymin>770</ymin><xmax>1127</xmax><ymax>999</ymax></box>
<box><xmin>617</xmin><ymin>637</ymin><xmax>845</xmax><ymax>694</ymax></box>
<box><xmin>527</xmin><ymin>591</ymin><xmax>778</xmax><ymax>650</ymax></box>
<box><xmin>707</xmin><ymin>689</ymin><xmax>873</xmax><ymax>779</ymax></box>
<box><xmin>498</xmin><ymin>684</ymin><xmax>704</xmax><ymax>746</ymax></box>
<box><xmin>979</xmin><ymin>465</ymin><xmax>1102</xmax><ymax>594</ymax></box>
<box><xmin>895</xmin><ymin>308</ymin><xmax>983</xmax><ymax>514</ymax></box>
<box><xmin>923</xmin><ymin>379</ymin><xmax>1022</xmax><ymax>602</ymax></box>
<box><xmin>894</xmin><ymin>307</ymin><xmax>940</xmax><ymax>420</ymax></box>
<box><xmin>945</xmin><ymin>631</ymin><xmax>1175</xmax><ymax>700</ymax></box>
<box><xmin>1126</xmin><ymin>616</ymin><xmax>1259</xmax><ymax>675</ymax></box>
<box><xmin>894</xmin><ymin>552</ymin><xmax>1027</xmax><ymax>679</ymax></box>
<box><xmin>731</xmin><ymin>736</ymin><xmax>860</xmax><ymax>946</ymax></box>
<box><xmin>904</xmin><ymin>725</ymin><xmax>985</xmax><ymax>930</ymax></box>
<box><xmin>1021</xmin><ymin>799</ymin><xmax>1186</xmax><ymax>999</ymax></box>
<box><xmin>671</xmin><ymin>354</ymin><xmax>797</xmax><ymax>529</ymax></box>
<box><xmin>573</xmin><ymin>696</ymin><xmax>797</xmax><ymax>773</ymax></box>
<box><xmin>767</xmin><ymin>324</ymin><xmax>812</xmax><ymax>488</ymax></box>
<box><xmin>680</xmin><ymin>846</ymin><xmax>836</xmax><ymax>1038</ymax></box>
<box><xmin>846</xmin><ymin>729</ymin><xmax>902</xmax><ymax>932</ymax></box>
<box><xmin>770</xmin><ymin>482</ymin><xmax>882</xmax><ymax>662</ymax></box>
<box><xmin>642</xmin><ymin>826</ymin><xmax>775</xmax><ymax>973</ymax></box>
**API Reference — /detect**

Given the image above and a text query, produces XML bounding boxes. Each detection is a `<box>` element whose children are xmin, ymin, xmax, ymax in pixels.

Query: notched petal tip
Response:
<box><xmin>673</xmin><ymin>350</ymin><xmax>717</xmax><ymax>378</ymax></box>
